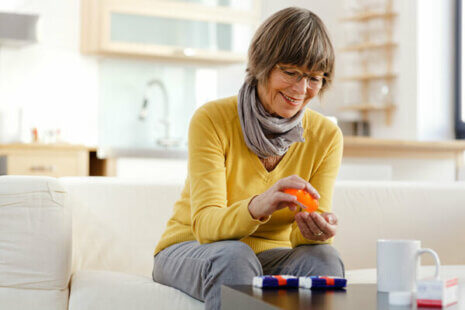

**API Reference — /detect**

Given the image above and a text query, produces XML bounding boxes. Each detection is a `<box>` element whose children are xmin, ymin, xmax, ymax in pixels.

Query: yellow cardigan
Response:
<box><xmin>154</xmin><ymin>96</ymin><xmax>343</xmax><ymax>255</ymax></box>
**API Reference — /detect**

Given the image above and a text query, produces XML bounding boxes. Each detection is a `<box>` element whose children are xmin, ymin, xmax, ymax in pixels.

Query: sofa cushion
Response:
<box><xmin>0</xmin><ymin>287</ymin><xmax>68</xmax><ymax>310</ymax></box>
<box><xmin>68</xmin><ymin>270</ymin><xmax>204</xmax><ymax>310</ymax></box>
<box><xmin>0</xmin><ymin>176</ymin><xmax>71</xmax><ymax>289</ymax></box>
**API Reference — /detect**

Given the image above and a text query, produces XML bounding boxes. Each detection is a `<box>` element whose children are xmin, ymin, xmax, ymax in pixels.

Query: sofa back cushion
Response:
<box><xmin>61</xmin><ymin>177</ymin><xmax>184</xmax><ymax>277</ymax></box>
<box><xmin>332</xmin><ymin>181</ymin><xmax>465</xmax><ymax>269</ymax></box>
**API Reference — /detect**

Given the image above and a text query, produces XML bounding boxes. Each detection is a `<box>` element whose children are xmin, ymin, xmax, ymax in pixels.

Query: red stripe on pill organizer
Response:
<box><xmin>320</xmin><ymin>276</ymin><xmax>335</xmax><ymax>285</ymax></box>
<box><xmin>274</xmin><ymin>276</ymin><xmax>287</xmax><ymax>286</ymax></box>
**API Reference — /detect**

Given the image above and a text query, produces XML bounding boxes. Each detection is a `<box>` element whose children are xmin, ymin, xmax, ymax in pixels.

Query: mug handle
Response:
<box><xmin>416</xmin><ymin>248</ymin><xmax>441</xmax><ymax>280</ymax></box>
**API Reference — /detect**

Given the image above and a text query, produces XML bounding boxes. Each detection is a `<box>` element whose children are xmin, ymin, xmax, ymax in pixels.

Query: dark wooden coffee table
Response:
<box><xmin>221</xmin><ymin>284</ymin><xmax>464</xmax><ymax>310</ymax></box>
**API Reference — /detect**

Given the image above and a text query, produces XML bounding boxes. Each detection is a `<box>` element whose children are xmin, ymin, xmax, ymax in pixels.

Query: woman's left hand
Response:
<box><xmin>295</xmin><ymin>211</ymin><xmax>338</xmax><ymax>241</ymax></box>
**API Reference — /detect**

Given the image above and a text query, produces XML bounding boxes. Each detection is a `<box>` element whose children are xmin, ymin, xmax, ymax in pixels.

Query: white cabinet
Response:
<box><xmin>338</xmin><ymin>158</ymin><xmax>457</xmax><ymax>182</ymax></box>
<box><xmin>116</xmin><ymin>158</ymin><xmax>188</xmax><ymax>183</ymax></box>
<box><xmin>81</xmin><ymin>0</ymin><xmax>261</xmax><ymax>63</ymax></box>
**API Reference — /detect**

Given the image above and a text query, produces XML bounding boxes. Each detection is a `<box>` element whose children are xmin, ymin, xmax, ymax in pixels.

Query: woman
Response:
<box><xmin>153</xmin><ymin>7</ymin><xmax>344</xmax><ymax>310</ymax></box>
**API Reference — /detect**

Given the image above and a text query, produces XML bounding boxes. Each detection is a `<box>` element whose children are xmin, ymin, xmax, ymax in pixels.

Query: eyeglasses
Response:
<box><xmin>276</xmin><ymin>65</ymin><xmax>325</xmax><ymax>90</ymax></box>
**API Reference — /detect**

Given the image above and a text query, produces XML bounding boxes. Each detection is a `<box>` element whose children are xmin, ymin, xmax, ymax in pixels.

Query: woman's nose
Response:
<box><xmin>290</xmin><ymin>77</ymin><xmax>308</xmax><ymax>94</ymax></box>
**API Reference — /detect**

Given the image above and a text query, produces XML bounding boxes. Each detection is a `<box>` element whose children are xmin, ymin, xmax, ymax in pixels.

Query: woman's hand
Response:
<box><xmin>295</xmin><ymin>211</ymin><xmax>337</xmax><ymax>241</ymax></box>
<box><xmin>248</xmin><ymin>175</ymin><xmax>320</xmax><ymax>220</ymax></box>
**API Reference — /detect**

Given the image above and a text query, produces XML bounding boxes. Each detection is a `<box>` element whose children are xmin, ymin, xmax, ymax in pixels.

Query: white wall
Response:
<box><xmin>0</xmin><ymin>0</ymin><xmax>99</xmax><ymax>145</ymax></box>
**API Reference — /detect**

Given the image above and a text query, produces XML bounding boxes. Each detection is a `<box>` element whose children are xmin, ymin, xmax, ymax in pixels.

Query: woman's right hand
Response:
<box><xmin>248</xmin><ymin>175</ymin><xmax>320</xmax><ymax>220</ymax></box>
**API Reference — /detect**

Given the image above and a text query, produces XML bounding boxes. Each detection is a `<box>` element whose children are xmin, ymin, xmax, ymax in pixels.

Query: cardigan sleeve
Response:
<box><xmin>289</xmin><ymin>127</ymin><xmax>343</xmax><ymax>247</ymax></box>
<box><xmin>188</xmin><ymin>107</ymin><xmax>268</xmax><ymax>244</ymax></box>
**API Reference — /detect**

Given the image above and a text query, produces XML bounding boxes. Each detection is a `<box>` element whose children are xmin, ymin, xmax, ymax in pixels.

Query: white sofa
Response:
<box><xmin>1</xmin><ymin>175</ymin><xmax>465</xmax><ymax>309</ymax></box>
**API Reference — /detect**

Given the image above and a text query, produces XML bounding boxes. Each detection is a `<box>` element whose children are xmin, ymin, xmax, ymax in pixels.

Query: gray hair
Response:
<box><xmin>246</xmin><ymin>7</ymin><xmax>335</xmax><ymax>93</ymax></box>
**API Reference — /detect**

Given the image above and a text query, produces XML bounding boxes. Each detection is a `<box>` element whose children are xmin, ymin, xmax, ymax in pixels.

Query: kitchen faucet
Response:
<box><xmin>139</xmin><ymin>78</ymin><xmax>181</xmax><ymax>148</ymax></box>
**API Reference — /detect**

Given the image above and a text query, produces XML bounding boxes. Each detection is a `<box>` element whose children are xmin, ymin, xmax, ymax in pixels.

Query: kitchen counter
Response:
<box><xmin>342</xmin><ymin>136</ymin><xmax>465</xmax><ymax>181</ymax></box>
<box><xmin>343</xmin><ymin>136</ymin><xmax>465</xmax><ymax>168</ymax></box>
<box><xmin>0</xmin><ymin>143</ymin><xmax>95</xmax><ymax>151</ymax></box>
<box><xmin>343</xmin><ymin>136</ymin><xmax>465</xmax><ymax>153</ymax></box>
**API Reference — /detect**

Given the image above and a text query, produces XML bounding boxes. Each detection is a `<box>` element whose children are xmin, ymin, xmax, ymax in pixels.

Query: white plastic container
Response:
<box><xmin>417</xmin><ymin>277</ymin><xmax>459</xmax><ymax>307</ymax></box>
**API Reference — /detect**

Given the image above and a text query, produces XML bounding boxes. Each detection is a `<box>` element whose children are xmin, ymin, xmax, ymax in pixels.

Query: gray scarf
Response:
<box><xmin>237</xmin><ymin>82</ymin><xmax>306</xmax><ymax>159</ymax></box>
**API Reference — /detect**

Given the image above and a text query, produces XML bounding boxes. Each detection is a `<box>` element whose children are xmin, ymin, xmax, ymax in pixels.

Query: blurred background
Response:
<box><xmin>0</xmin><ymin>0</ymin><xmax>464</xmax><ymax>183</ymax></box>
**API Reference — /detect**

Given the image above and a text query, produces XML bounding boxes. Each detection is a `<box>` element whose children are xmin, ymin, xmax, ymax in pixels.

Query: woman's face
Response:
<box><xmin>257</xmin><ymin>64</ymin><xmax>324</xmax><ymax>118</ymax></box>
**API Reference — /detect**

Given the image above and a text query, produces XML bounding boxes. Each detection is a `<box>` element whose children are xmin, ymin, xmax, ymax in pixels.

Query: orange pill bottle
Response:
<box><xmin>283</xmin><ymin>188</ymin><xmax>319</xmax><ymax>212</ymax></box>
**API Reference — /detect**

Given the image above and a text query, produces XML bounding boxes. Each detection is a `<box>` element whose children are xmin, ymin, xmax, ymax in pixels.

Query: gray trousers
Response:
<box><xmin>153</xmin><ymin>240</ymin><xmax>344</xmax><ymax>310</ymax></box>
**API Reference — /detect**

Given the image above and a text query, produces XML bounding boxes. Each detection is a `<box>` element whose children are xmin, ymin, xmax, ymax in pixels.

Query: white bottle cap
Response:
<box><xmin>389</xmin><ymin>291</ymin><xmax>412</xmax><ymax>305</ymax></box>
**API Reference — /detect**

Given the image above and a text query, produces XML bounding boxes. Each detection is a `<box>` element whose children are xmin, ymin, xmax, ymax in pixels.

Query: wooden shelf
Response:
<box><xmin>339</xmin><ymin>73</ymin><xmax>397</xmax><ymax>81</ymax></box>
<box><xmin>340</xmin><ymin>103</ymin><xmax>395</xmax><ymax>112</ymax></box>
<box><xmin>339</xmin><ymin>1</ymin><xmax>397</xmax><ymax>128</ymax></box>
<box><xmin>339</xmin><ymin>103</ymin><xmax>396</xmax><ymax>125</ymax></box>
<box><xmin>340</xmin><ymin>41</ymin><xmax>397</xmax><ymax>52</ymax></box>
<box><xmin>340</xmin><ymin>11</ymin><xmax>397</xmax><ymax>22</ymax></box>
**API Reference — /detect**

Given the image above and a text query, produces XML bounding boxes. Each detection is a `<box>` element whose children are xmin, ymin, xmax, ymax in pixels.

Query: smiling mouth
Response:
<box><xmin>280</xmin><ymin>92</ymin><xmax>303</xmax><ymax>104</ymax></box>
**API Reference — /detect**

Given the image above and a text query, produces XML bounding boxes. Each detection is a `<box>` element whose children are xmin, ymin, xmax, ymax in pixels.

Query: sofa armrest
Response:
<box><xmin>0</xmin><ymin>176</ymin><xmax>72</xmax><ymax>290</ymax></box>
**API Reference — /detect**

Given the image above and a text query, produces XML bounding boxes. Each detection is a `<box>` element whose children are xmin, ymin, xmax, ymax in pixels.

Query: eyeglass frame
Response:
<box><xmin>275</xmin><ymin>64</ymin><xmax>325</xmax><ymax>90</ymax></box>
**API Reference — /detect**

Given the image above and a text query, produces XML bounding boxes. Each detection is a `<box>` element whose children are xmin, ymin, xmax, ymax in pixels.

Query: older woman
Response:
<box><xmin>153</xmin><ymin>7</ymin><xmax>343</xmax><ymax>310</ymax></box>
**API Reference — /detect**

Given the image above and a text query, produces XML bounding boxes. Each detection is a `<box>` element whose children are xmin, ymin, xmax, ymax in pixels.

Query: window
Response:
<box><xmin>456</xmin><ymin>0</ymin><xmax>465</xmax><ymax>138</ymax></box>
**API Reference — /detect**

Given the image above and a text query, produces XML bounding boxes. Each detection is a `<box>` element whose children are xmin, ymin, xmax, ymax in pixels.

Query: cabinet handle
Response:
<box><xmin>30</xmin><ymin>165</ymin><xmax>55</xmax><ymax>172</ymax></box>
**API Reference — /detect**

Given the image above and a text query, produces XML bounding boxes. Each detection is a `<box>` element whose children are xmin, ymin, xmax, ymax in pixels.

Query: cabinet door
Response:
<box><xmin>6</xmin><ymin>150</ymin><xmax>89</xmax><ymax>177</ymax></box>
<box><xmin>82</xmin><ymin>0</ymin><xmax>260</xmax><ymax>63</ymax></box>
<box><xmin>165</xmin><ymin>0</ymin><xmax>258</xmax><ymax>11</ymax></box>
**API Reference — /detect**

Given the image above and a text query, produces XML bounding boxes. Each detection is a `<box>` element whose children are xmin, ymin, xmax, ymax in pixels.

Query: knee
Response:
<box><xmin>208</xmin><ymin>241</ymin><xmax>262</xmax><ymax>277</ymax></box>
<box><xmin>299</xmin><ymin>244</ymin><xmax>342</xmax><ymax>262</ymax></box>
<box><xmin>290</xmin><ymin>245</ymin><xmax>345</xmax><ymax>277</ymax></box>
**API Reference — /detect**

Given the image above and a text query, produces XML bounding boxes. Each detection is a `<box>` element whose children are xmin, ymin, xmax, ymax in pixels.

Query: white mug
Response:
<box><xmin>377</xmin><ymin>239</ymin><xmax>440</xmax><ymax>292</ymax></box>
